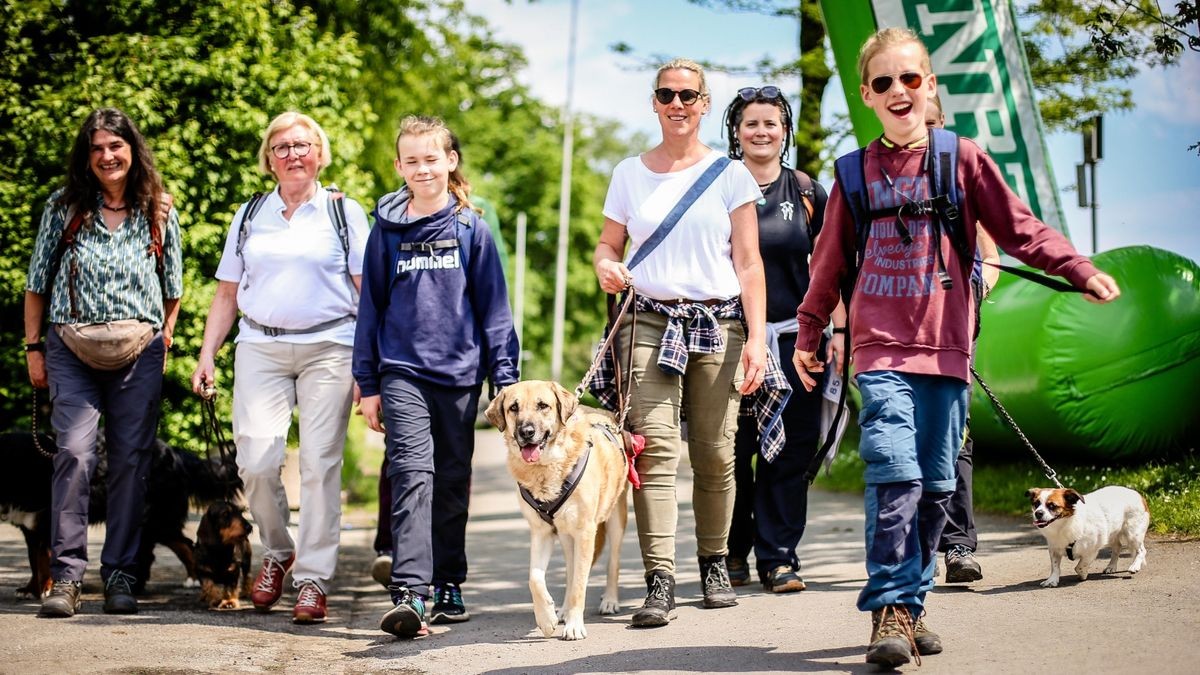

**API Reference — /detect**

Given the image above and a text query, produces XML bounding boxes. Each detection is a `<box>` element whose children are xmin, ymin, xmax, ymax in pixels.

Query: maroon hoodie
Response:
<box><xmin>795</xmin><ymin>136</ymin><xmax>1099</xmax><ymax>383</ymax></box>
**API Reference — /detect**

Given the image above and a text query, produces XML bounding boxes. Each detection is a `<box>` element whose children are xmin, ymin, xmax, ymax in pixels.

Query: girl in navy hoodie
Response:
<box><xmin>354</xmin><ymin>115</ymin><xmax>519</xmax><ymax>639</ymax></box>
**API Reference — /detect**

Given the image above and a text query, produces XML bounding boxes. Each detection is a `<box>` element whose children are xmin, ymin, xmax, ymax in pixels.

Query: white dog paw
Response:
<box><xmin>533</xmin><ymin>601</ymin><xmax>558</xmax><ymax>637</ymax></box>
<box><xmin>597</xmin><ymin>596</ymin><xmax>620</xmax><ymax>615</ymax></box>
<box><xmin>1129</xmin><ymin>562</ymin><xmax>1143</xmax><ymax>574</ymax></box>
<box><xmin>1103</xmin><ymin>564</ymin><xmax>1118</xmax><ymax>575</ymax></box>
<box><xmin>1040</xmin><ymin>578</ymin><xmax>1059</xmax><ymax>587</ymax></box>
<box><xmin>183</xmin><ymin>577</ymin><xmax>200</xmax><ymax>589</ymax></box>
<box><xmin>562</xmin><ymin>618</ymin><xmax>587</xmax><ymax>640</ymax></box>
<box><xmin>1077</xmin><ymin>571</ymin><xmax>1089</xmax><ymax>581</ymax></box>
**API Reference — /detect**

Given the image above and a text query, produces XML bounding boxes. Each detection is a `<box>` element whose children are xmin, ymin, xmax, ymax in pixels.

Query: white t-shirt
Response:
<box><xmin>215</xmin><ymin>184</ymin><xmax>369</xmax><ymax>345</ymax></box>
<box><xmin>602</xmin><ymin>150</ymin><xmax>761</xmax><ymax>301</ymax></box>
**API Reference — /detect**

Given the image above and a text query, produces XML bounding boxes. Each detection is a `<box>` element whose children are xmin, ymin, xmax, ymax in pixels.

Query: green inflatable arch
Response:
<box><xmin>970</xmin><ymin>246</ymin><xmax>1200</xmax><ymax>460</ymax></box>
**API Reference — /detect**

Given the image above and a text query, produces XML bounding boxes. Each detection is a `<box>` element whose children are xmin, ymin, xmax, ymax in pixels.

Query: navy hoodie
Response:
<box><xmin>353</xmin><ymin>188</ymin><xmax>519</xmax><ymax>396</ymax></box>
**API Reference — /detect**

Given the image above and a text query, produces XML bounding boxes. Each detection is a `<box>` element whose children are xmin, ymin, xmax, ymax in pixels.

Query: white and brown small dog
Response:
<box><xmin>1026</xmin><ymin>486</ymin><xmax>1149</xmax><ymax>587</ymax></box>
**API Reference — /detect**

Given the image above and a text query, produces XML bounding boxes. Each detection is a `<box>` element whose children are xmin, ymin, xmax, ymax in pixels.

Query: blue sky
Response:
<box><xmin>469</xmin><ymin>0</ymin><xmax>1200</xmax><ymax>264</ymax></box>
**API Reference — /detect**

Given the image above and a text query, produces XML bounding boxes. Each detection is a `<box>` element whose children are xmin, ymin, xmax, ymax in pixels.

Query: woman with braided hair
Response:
<box><xmin>720</xmin><ymin>86</ymin><xmax>844</xmax><ymax>594</ymax></box>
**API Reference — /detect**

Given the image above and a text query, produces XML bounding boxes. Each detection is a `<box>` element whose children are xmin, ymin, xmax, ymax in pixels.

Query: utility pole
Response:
<box><xmin>1076</xmin><ymin>115</ymin><xmax>1103</xmax><ymax>253</ymax></box>
<box><xmin>550</xmin><ymin>0</ymin><xmax>580</xmax><ymax>382</ymax></box>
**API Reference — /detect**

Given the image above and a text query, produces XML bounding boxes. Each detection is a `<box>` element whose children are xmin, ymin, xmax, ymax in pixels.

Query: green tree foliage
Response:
<box><xmin>0</xmin><ymin>0</ymin><xmax>637</xmax><ymax>449</ymax></box>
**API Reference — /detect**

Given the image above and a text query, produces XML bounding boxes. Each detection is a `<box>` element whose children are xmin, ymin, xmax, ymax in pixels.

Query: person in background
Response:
<box><xmin>357</xmin><ymin>115</ymin><xmax>518</xmax><ymax>639</ymax></box>
<box><xmin>25</xmin><ymin>107</ymin><xmax>183</xmax><ymax>618</ymax></box>
<box><xmin>191</xmin><ymin>111</ymin><xmax>369</xmax><ymax>625</ymax></box>
<box><xmin>721</xmin><ymin>85</ymin><xmax>844</xmax><ymax>594</ymax></box>
<box><xmin>592</xmin><ymin>57</ymin><xmax>767</xmax><ymax>628</ymax></box>
<box><xmin>925</xmin><ymin>92</ymin><xmax>1000</xmax><ymax>584</ymax></box>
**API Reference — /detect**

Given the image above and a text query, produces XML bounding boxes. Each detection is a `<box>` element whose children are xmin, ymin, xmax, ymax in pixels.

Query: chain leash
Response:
<box><xmin>31</xmin><ymin>389</ymin><xmax>56</xmax><ymax>459</ymax></box>
<box><xmin>970</xmin><ymin>364</ymin><xmax>1064</xmax><ymax>489</ymax></box>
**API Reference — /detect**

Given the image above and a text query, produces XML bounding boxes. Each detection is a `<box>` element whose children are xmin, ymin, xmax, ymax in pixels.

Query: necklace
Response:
<box><xmin>101</xmin><ymin>202</ymin><xmax>128</xmax><ymax>212</ymax></box>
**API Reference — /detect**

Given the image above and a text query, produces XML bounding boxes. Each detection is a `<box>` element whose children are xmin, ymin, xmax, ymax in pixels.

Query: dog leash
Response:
<box><xmin>575</xmin><ymin>287</ymin><xmax>638</xmax><ymax>429</ymax></box>
<box><xmin>30</xmin><ymin>389</ymin><xmax>56</xmax><ymax>459</ymax></box>
<box><xmin>198</xmin><ymin>377</ymin><xmax>233</xmax><ymax>463</ymax></box>
<box><xmin>970</xmin><ymin>364</ymin><xmax>1065</xmax><ymax>489</ymax></box>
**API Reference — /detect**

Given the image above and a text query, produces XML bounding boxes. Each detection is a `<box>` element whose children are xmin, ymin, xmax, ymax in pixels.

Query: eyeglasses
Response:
<box><xmin>869</xmin><ymin>71</ymin><xmax>925</xmax><ymax>95</ymax></box>
<box><xmin>654</xmin><ymin>88</ymin><xmax>702</xmax><ymax>106</ymax></box>
<box><xmin>270</xmin><ymin>141</ymin><xmax>313</xmax><ymax>159</ymax></box>
<box><xmin>736</xmin><ymin>86</ymin><xmax>782</xmax><ymax>101</ymax></box>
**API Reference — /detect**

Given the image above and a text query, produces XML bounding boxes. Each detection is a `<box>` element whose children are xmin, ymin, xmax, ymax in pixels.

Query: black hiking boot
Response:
<box><xmin>944</xmin><ymin>544</ymin><xmax>984</xmax><ymax>583</ymax></box>
<box><xmin>699</xmin><ymin>555</ymin><xmax>737</xmax><ymax>609</ymax></box>
<box><xmin>103</xmin><ymin>570</ymin><xmax>138</xmax><ymax>614</ymax></box>
<box><xmin>726</xmin><ymin>556</ymin><xmax>751</xmax><ymax>587</ymax></box>
<box><xmin>631</xmin><ymin>570</ymin><xmax>675</xmax><ymax>627</ymax></box>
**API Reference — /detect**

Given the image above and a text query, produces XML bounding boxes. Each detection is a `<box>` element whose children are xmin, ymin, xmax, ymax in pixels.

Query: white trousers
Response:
<box><xmin>233</xmin><ymin>341</ymin><xmax>354</xmax><ymax>592</ymax></box>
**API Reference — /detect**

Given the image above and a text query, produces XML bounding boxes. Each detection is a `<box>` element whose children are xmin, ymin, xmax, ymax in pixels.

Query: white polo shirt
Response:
<box><xmin>215</xmin><ymin>184</ymin><xmax>369</xmax><ymax>345</ymax></box>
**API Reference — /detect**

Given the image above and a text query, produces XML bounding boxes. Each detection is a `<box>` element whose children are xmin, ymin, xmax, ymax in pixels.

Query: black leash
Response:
<box><xmin>30</xmin><ymin>389</ymin><xmax>55</xmax><ymax>459</ymax></box>
<box><xmin>198</xmin><ymin>378</ymin><xmax>232</xmax><ymax>463</ymax></box>
<box><xmin>969</xmin><ymin>364</ymin><xmax>1065</xmax><ymax>489</ymax></box>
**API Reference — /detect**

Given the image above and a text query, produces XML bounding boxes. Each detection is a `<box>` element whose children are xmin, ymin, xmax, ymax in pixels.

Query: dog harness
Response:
<box><xmin>520</xmin><ymin>444</ymin><xmax>590</xmax><ymax>527</ymax></box>
<box><xmin>518</xmin><ymin>424</ymin><xmax>624</xmax><ymax>527</ymax></box>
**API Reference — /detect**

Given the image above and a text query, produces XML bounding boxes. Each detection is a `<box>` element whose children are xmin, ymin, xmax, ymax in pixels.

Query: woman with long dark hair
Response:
<box><xmin>24</xmin><ymin>107</ymin><xmax>183</xmax><ymax>618</ymax></box>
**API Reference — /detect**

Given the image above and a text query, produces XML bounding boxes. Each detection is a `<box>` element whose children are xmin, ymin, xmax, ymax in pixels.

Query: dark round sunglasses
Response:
<box><xmin>654</xmin><ymin>87</ymin><xmax>702</xmax><ymax>106</ymax></box>
<box><xmin>736</xmin><ymin>86</ymin><xmax>782</xmax><ymax>101</ymax></box>
<box><xmin>869</xmin><ymin>71</ymin><xmax>925</xmax><ymax>95</ymax></box>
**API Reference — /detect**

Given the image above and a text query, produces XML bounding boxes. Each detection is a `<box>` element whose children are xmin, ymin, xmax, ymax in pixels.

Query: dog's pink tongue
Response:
<box><xmin>521</xmin><ymin>445</ymin><xmax>540</xmax><ymax>463</ymax></box>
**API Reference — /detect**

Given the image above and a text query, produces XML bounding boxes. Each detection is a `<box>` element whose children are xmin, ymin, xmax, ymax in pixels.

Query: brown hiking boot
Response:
<box><xmin>39</xmin><ymin>580</ymin><xmax>82</xmax><ymax>618</ymax></box>
<box><xmin>867</xmin><ymin>604</ymin><xmax>919</xmax><ymax>668</ymax></box>
<box><xmin>914</xmin><ymin>612</ymin><xmax>943</xmax><ymax>655</ymax></box>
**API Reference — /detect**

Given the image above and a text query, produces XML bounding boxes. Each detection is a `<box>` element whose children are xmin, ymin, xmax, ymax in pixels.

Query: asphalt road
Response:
<box><xmin>2</xmin><ymin>429</ymin><xmax>1197</xmax><ymax>674</ymax></box>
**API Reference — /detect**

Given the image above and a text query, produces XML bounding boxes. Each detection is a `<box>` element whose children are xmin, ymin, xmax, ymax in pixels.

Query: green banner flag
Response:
<box><xmin>820</xmin><ymin>0</ymin><xmax>1067</xmax><ymax>235</ymax></box>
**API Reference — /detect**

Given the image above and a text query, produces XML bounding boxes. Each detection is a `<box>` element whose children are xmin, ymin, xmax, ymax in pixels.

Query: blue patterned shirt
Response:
<box><xmin>26</xmin><ymin>190</ymin><xmax>184</xmax><ymax>328</ymax></box>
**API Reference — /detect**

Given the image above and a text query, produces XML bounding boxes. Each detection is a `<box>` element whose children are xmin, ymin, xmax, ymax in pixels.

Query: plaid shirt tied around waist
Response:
<box><xmin>587</xmin><ymin>293</ymin><xmax>792</xmax><ymax>462</ymax></box>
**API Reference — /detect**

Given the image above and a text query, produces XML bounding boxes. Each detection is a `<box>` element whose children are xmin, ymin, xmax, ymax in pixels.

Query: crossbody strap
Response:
<box><xmin>626</xmin><ymin>156</ymin><xmax>731</xmax><ymax>271</ymax></box>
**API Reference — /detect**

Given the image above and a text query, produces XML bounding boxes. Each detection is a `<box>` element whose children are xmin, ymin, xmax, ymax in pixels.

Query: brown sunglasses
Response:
<box><xmin>869</xmin><ymin>71</ymin><xmax>925</xmax><ymax>95</ymax></box>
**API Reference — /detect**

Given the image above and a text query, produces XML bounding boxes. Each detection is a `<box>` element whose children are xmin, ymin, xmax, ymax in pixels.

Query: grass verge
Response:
<box><xmin>814</xmin><ymin>424</ymin><xmax>1200</xmax><ymax>537</ymax></box>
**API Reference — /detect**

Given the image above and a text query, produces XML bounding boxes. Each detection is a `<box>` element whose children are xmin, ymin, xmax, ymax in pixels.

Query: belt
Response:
<box><xmin>243</xmin><ymin>315</ymin><xmax>355</xmax><ymax>337</ymax></box>
<box><xmin>655</xmin><ymin>297</ymin><xmax>723</xmax><ymax>307</ymax></box>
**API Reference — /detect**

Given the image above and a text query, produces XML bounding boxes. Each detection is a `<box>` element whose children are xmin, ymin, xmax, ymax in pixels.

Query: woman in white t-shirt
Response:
<box><xmin>190</xmin><ymin>111</ymin><xmax>368</xmax><ymax>625</ymax></box>
<box><xmin>592</xmin><ymin>58</ymin><xmax>767</xmax><ymax>628</ymax></box>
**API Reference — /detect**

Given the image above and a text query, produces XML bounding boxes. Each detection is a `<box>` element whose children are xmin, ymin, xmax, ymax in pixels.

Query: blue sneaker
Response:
<box><xmin>381</xmin><ymin>586</ymin><xmax>428</xmax><ymax>638</ymax></box>
<box><xmin>431</xmin><ymin>582</ymin><xmax>470</xmax><ymax>624</ymax></box>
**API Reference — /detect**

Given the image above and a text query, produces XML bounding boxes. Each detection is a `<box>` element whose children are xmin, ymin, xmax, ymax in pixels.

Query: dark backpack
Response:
<box><xmin>235</xmin><ymin>185</ymin><xmax>352</xmax><ymax>269</ymax></box>
<box><xmin>832</xmin><ymin>126</ymin><xmax>970</xmax><ymax>301</ymax></box>
<box><xmin>806</xmin><ymin>129</ymin><xmax>970</xmax><ymax>483</ymax></box>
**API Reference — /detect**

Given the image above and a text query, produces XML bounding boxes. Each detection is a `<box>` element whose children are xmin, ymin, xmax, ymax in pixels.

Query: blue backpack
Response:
<box><xmin>832</xmin><ymin>126</ymin><xmax>970</xmax><ymax>298</ymax></box>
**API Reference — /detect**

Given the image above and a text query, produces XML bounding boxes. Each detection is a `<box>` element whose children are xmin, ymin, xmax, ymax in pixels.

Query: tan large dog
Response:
<box><xmin>485</xmin><ymin>380</ymin><xmax>629</xmax><ymax>640</ymax></box>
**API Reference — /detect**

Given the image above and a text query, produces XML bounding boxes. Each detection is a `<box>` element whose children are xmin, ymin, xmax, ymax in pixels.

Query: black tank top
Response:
<box><xmin>756</xmin><ymin>168</ymin><xmax>827</xmax><ymax>322</ymax></box>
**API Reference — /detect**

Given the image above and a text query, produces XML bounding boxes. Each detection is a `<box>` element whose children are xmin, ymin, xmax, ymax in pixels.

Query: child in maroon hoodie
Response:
<box><xmin>790</xmin><ymin>27</ymin><xmax>1120</xmax><ymax>668</ymax></box>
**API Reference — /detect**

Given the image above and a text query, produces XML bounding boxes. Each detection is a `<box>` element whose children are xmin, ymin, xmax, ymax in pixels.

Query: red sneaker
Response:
<box><xmin>250</xmin><ymin>554</ymin><xmax>295</xmax><ymax>611</ymax></box>
<box><xmin>292</xmin><ymin>580</ymin><xmax>327</xmax><ymax>624</ymax></box>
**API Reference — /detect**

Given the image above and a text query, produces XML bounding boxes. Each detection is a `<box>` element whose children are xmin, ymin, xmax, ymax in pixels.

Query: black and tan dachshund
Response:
<box><xmin>195</xmin><ymin>500</ymin><xmax>253</xmax><ymax>610</ymax></box>
<box><xmin>0</xmin><ymin>432</ymin><xmax>241</xmax><ymax>598</ymax></box>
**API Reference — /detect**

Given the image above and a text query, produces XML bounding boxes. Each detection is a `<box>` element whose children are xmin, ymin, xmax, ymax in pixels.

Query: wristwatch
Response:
<box><xmin>25</xmin><ymin>341</ymin><xmax>45</xmax><ymax>353</ymax></box>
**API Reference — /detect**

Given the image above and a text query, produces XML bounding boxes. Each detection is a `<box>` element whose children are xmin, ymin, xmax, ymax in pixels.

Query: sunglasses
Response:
<box><xmin>736</xmin><ymin>86</ymin><xmax>782</xmax><ymax>101</ymax></box>
<box><xmin>869</xmin><ymin>71</ymin><xmax>925</xmax><ymax>95</ymax></box>
<box><xmin>654</xmin><ymin>88</ymin><xmax>702</xmax><ymax>106</ymax></box>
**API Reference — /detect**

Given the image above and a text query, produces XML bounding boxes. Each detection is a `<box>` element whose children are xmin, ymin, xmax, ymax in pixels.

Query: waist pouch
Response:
<box><xmin>55</xmin><ymin>320</ymin><xmax>154</xmax><ymax>371</ymax></box>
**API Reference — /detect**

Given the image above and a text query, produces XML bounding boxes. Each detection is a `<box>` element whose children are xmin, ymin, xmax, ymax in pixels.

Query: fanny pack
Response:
<box><xmin>55</xmin><ymin>320</ymin><xmax>155</xmax><ymax>371</ymax></box>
